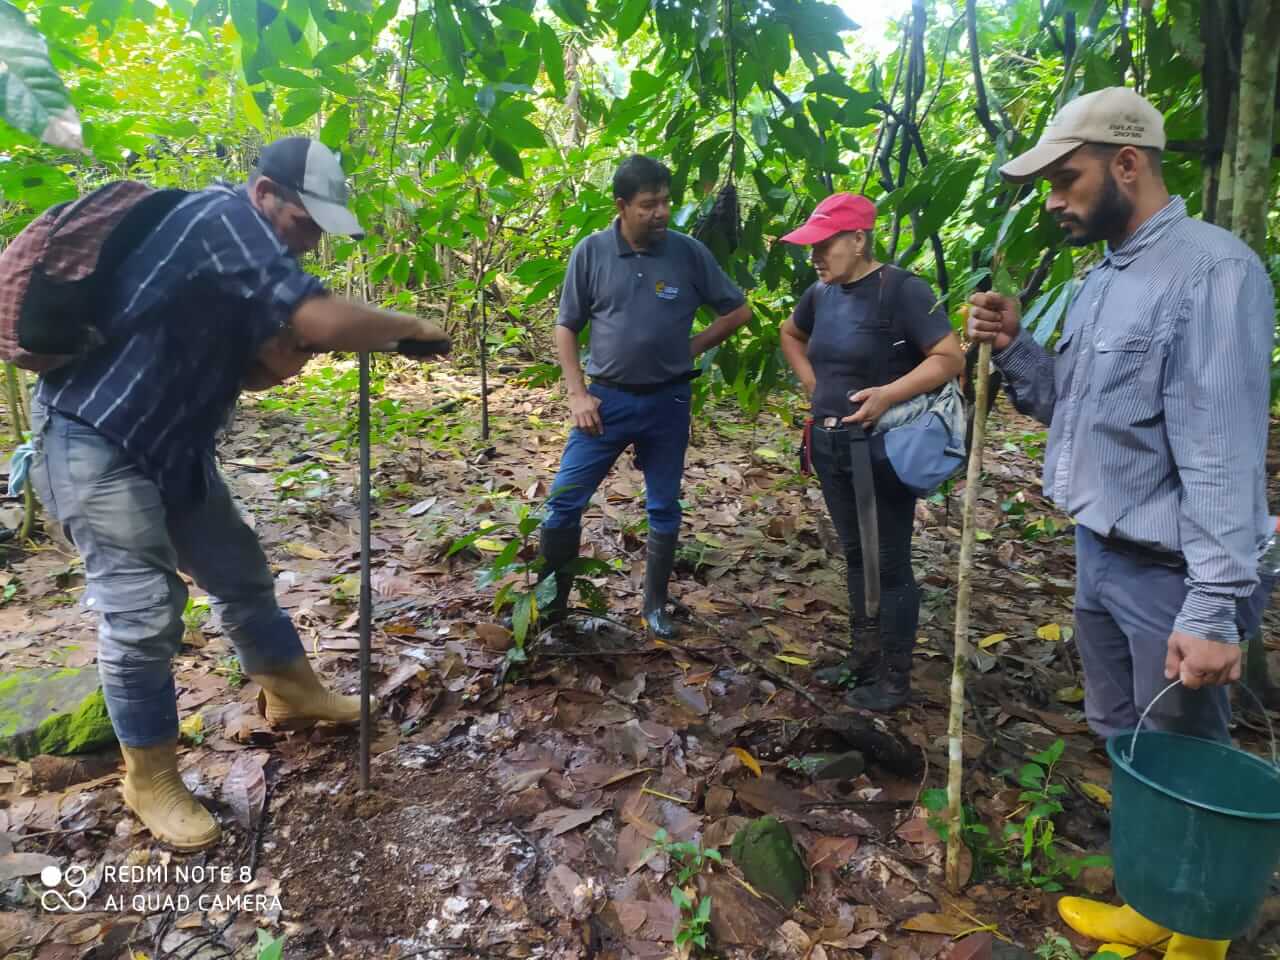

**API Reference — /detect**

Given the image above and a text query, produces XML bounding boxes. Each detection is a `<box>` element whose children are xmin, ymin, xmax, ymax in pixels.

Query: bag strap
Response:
<box><xmin>870</xmin><ymin>264</ymin><xmax>909</xmax><ymax>389</ymax></box>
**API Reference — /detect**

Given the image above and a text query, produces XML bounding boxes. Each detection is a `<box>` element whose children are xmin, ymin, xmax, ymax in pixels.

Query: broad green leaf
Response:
<box><xmin>371</xmin><ymin>0</ymin><xmax>399</xmax><ymax>34</ymax></box>
<box><xmin>229</xmin><ymin>0</ymin><xmax>258</xmax><ymax>46</ymax></box>
<box><xmin>539</xmin><ymin>22</ymin><xmax>565</xmax><ymax>98</ymax></box>
<box><xmin>496</xmin><ymin>114</ymin><xmax>544</xmax><ymax>149</ymax></box>
<box><xmin>319</xmin><ymin>103</ymin><xmax>351</xmax><ymax>148</ymax></box>
<box><xmin>511</xmin><ymin>591</ymin><xmax>534</xmax><ymax>646</ymax></box>
<box><xmin>312</xmin><ymin>38</ymin><xmax>363</xmax><ymax>68</ymax></box>
<box><xmin>258</xmin><ymin>66</ymin><xmax>319</xmax><ymax>87</ymax></box>
<box><xmin>433</xmin><ymin>0</ymin><xmax>465</xmax><ymax>77</ymax></box>
<box><xmin>280</xmin><ymin>88</ymin><xmax>323</xmax><ymax>126</ymax></box>
<box><xmin>239</xmin><ymin>83</ymin><xmax>267</xmax><ymax>131</ymax></box>
<box><xmin>549</xmin><ymin>0</ymin><xmax>588</xmax><ymax>27</ymax></box>
<box><xmin>0</xmin><ymin>0</ymin><xmax>82</xmax><ymax>151</ymax></box>
<box><xmin>491</xmin><ymin>4</ymin><xmax>537</xmax><ymax>32</ymax></box>
<box><xmin>486</xmin><ymin>136</ymin><xmax>524</xmax><ymax>178</ymax></box>
<box><xmin>615</xmin><ymin>0</ymin><xmax>648</xmax><ymax>42</ymax></box>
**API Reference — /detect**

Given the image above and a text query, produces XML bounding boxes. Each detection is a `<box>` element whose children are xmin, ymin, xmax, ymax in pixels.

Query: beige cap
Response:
<box><xmin>1000</xmin><ymin>87</ymin><xmax>1166</xmax><ymax>183</ymax></box>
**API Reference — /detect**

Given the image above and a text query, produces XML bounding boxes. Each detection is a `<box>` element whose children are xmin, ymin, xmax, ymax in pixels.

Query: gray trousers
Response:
<box><xmin>1075</xmin><ymin>526</ymin><xmax>1235</xmax><ymax>742</ymax></box>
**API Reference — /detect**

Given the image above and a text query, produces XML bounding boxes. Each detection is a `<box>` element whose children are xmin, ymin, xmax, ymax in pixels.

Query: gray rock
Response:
<box><xmin>0</xmin><ymin>667</ymin><xmax>116</xmax><ymax>760</ymax></box>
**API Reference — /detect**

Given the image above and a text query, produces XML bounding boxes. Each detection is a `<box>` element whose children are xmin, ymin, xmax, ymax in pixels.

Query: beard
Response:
<box><xmin>1058</xmin><ymin>171</ymin><xmax>1134</xmax><ymax>247</ymax></box>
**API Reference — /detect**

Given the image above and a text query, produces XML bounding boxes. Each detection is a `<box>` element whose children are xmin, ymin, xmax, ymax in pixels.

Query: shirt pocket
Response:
<box><xmin>1093</xmin><ymin>332</ymin><xmax>1160</xmax><ymax>420</ymax></box>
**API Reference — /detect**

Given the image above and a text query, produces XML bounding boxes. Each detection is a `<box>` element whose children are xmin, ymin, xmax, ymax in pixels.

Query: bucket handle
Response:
<box><xmin>1123</xmin><ymin>680</ymin><xmax>1278</xmax><ymax>767</ymax></box>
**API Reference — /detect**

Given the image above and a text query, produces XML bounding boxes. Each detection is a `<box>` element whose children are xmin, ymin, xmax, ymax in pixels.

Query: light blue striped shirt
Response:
<box><xmin>996</xmin><ymin>197</ymin><xmax>1274</xmax><ymax>644</ymax></box>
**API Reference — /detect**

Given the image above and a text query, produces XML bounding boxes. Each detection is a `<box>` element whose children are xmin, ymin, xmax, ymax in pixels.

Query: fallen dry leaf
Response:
<box><xmin>901</xmin><ymin>911</ymin><xmax>976</xmax><ymax>936</ymax></box>
<box><xmin>729</xmin><ymin>747</ymin><xmax>762</xmax><ymax>778</ymax></box>
<box><xmin>222</xmin><ymin>751</ymin><xmax>267</xmax><ymax>829</ymax></box>
<box><xmin>809</xmin><ymin>836</ymin><xmax>859</xmax><ymax>872</ymax></box>
<box><xmin>284</xmin><ymin>542</ymin><xmax>328</xmax><ymax>560</ymax></box>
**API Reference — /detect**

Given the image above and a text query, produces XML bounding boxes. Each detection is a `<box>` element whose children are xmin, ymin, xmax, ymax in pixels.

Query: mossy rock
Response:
<box><xmin>729</xmin><ymin>815</ymin><xmax>807</xmax><ymax>909</ymax></box>
<box><xmin>0</xmin><ymin>667</ymin><xmax>117</xmax><ymax>760</ymax></box>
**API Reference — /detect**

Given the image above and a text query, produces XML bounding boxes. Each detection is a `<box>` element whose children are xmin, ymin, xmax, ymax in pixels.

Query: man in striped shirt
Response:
<box><xmin>29</xmin><ymin>138</ymin><xmax>448</xmax><ymax>851</ymax></box>
<box><xmin>969</xmin><ymin>88</ymin><xmax>1271</xmax><ymax>958</ymax></box>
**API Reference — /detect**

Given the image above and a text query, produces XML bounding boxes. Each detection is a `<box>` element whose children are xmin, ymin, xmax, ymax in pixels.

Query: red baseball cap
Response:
<box><xmin>780</xmin><ymin>193</ymin><xmax>877</xmax><ymax>245</ymax></box>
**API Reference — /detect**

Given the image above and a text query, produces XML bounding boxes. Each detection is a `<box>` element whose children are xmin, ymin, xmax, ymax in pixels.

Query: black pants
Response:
<box><xmin>810</xmin><ymin>425</ymin><xmax>920</xmax><ymax>656</ymax></box>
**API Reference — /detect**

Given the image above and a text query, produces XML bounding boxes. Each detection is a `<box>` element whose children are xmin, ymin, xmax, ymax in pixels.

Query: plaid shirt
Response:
<box><xmin>37</xmin><ymin>184</ymin><xmax>325</xmax><ymax>507</ymax></box>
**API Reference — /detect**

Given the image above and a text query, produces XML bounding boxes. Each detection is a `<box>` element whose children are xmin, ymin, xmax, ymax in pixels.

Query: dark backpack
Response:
<box><xmin>0</xmin><ymin>181</ymin><xmax>188</xmax><ymax>372</ymax></box>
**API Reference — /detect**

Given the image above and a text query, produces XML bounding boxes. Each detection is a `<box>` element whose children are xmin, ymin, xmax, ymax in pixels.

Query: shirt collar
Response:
<box><xmin>1104</xmin><ymin>196</ymin><xmax>1186</xmax><ymax>268</ymax></box>
<box><xmin>612</xmin><ymin>217</ymin><xmax>666</xmax><ymax>257</ymax></box>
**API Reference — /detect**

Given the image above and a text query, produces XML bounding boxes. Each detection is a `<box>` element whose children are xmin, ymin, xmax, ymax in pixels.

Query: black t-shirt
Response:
<box><xmin>792</xmin><ymin>268</ymin><xmax>952</xmax><ymax>419</ymax></box>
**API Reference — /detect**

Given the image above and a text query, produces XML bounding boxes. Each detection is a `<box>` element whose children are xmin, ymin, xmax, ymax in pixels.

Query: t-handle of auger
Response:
<box><xmin>393</xmin><ymin>337</ymin><xmax>452</xmax><ymax>357</ymax></box>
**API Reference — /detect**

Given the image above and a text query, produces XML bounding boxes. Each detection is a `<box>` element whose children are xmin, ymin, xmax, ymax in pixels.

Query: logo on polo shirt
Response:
<box><xmin>655</xmin><ymin>280</ymin><xmax>679</xmax><ymax>301</ymax></box>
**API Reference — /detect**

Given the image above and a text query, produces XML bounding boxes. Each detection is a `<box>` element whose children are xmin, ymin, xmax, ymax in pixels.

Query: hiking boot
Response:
<box><xmin>121</xmin><ymin>740</ymin><xmax>221</xmax><ymax>851</ymax></box>
<box><xmin>643</xmin><ymin>530</ymin><xmax>679</xmax><ymax>639</ymax></box>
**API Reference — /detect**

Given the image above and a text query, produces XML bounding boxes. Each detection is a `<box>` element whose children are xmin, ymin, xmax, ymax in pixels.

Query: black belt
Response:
<box><xmin>591</xmin><ymin>371</ymin><xmax>699</xmax><ymax>395</ymax></box>
<box><xmin>1098</xmin><ymin>533</ymin><xmax>1186</xmax><ymax>570</ymax></box>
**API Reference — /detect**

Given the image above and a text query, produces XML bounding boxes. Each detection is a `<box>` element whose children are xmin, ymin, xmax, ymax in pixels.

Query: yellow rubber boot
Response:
<box><xmin>1058</xmin><ymin>898</ymin><xmax>1171</xmax><ymax>949</ymax></box>
<box><xmin>250</xmin><ymin>657</ymin><xmax>368</xmax><ymax>729</ymax></box>
<box><xmin>1165</xmin><ymin>935</ymin><xmax>1229</xmax><ymax>960</ymax></box>
<box><xmin>121</xmin><ymin>741</ymin><xmax>221</xmax><ymax>851</ymax></box>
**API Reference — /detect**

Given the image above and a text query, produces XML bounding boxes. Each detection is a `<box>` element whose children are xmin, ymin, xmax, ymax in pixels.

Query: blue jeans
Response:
<box><xmin>28</xmin><ymin>402</ymin><xmax>304</xmax><ymax>747</ymax></box>
<box><xmin>544</xmin><ymin>382</ymin><xmax>691</xmax><ymax>533</ymax></box>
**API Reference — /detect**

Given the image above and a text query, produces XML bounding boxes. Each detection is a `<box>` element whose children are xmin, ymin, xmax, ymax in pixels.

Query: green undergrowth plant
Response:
<box><xmin>923</xmin><ymin>739</ymin><xmax>1110</xmax><ymax>892</ymax></box>
<box><xmin>449</xmin><ymin>502</ymin><xmax>611</xmax><ymax>669</ymax></box>
<box><xmin>644</xmin><ymin>828</ymin><xmax>721</xmax><ymax>956</ymax></box>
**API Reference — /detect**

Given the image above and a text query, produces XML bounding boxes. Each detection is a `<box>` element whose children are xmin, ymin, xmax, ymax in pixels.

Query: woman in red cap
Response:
<box><xmin>780</xmin><ymin>193</ymin><xmax>962</xmax><ymax>710</ymax></box>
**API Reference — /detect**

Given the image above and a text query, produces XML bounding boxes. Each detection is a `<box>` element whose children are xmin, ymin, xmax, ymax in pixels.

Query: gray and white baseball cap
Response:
<box><xmin>254</xmin><ymin>136</ymin><xmax>364</xmax><ymax>237</ymax></box>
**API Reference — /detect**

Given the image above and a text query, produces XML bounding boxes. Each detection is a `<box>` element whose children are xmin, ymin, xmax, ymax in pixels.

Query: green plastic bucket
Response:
<box><xmin>1107</xmin><ymin>683</ymin><xmax>1280</xmax><ymax>940</ymax></box>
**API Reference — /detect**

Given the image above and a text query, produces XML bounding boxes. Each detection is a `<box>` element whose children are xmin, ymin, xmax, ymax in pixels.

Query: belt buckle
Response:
<box><xmin>820</xmin><ymin>416</ymin><xmax>841</xmax><ymax>429</ymax></box>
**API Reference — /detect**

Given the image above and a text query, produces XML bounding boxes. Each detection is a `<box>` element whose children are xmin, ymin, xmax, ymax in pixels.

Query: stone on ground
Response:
<box><xmin>0</xmin><ymin>667</ymin><xmax>116</xmax><ymax>760</ymax></box>
<box><xmin>729</xmin><ymin>815</ymin><xmax>807</xmax><ymax>909</ymax></box>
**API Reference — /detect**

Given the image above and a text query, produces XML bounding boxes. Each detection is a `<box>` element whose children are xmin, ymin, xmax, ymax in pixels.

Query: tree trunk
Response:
<box><xmin>1230</xmin><ymin>0</ymin><xmax>1280</xmax><ymax>251</ymax></box>
<box><xmin>1215</xmin><ymin>91</ymin><xmax>1239</xmax><ymax>229</ymax></box>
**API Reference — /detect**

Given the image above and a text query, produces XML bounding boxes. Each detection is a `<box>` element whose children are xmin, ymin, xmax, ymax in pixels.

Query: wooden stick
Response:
<box><xmin>946</xmin><ymin>340</ymin><xmax>992</xmax><ymax>893</ymax></box>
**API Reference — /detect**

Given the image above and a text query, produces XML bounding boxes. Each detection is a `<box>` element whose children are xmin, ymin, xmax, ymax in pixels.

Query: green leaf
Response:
<box><xmin>280</xmin><ymin>88</ymin><xmax>324</xmax><ymax>126</ymax></box>
<box><xmin>259</xmin><ymin>65</ymin><xmax>319</xmax><ymax>87</ymax></box>
<box><xmin>433</xmin><ymin>0</ymin><xmax>466</xmax><ymax>77</ymax></box>
<box><xmin>229</xmin><ymin>0</ymin><xmax>258</xmax><ymax>45</ymax></box>
<box><xmin>491</xmin><ymin>4</ymin><xmax>537</xmax><ymax>31</ymax></box>
<box><xmin>312</xmin><ymin>38</ymin><xmax>364</xmax><ymax>68</ymax></box>
<box><xmin>539</xmin><ymin>22</ymin><xmax>565</xmax><ymax>98</ymax></box>
<box><xmin>533</xmin><ymin>573</ymin><xmax>558</xmax><ymax>608</ymax></box>
<box><xmin>511</xmin><ymin>591</ymin><xmax>534</xmax><ymax>647</ymax></box>
<box><xmin>0</xmin><ymin>0</ymin><xmax>83</xmax><ymax>150</ymax></box>
<box><xmin>255</xmin><ymin>931</ymin><xmax>286</xmax><ymax>960</ymax></box>
<box><xmin>371</xmin><ymin>0</ymin><xmax>399</xmax><ymax>34</ymax></box>
<box><xmin>615</xmin><ymin>0</ymin><xmax>648</xmax><ymax>42</ymax></box>
<box><xmin>549</xmin><ymin>0</ymin><xmax>588</xmax><ymax>26</ymax></box>
<box><xmin>696</xmin><ymin>895</ymin><xmax>711</xmax><ymax>921</ymax></box>
<box><xmin>319</xmin><ymin>103</ymin><xmax>351</xmax><ymax>148</ymax></box>
<box><xmin>495</xmin><ymin>114</ymin><xmax>544</xmax><ymax>149</ymax></box>
<box><xmin>485</xmin><ymin>136</ymin><xmax>524</xmax><ymax>178</ymax></box>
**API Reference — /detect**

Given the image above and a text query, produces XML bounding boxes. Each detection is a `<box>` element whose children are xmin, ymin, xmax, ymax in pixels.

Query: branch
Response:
<box><xmin>966</xmin><ymin>0</ymin><xmax>1003</xmax><ymax>144</ymax></box>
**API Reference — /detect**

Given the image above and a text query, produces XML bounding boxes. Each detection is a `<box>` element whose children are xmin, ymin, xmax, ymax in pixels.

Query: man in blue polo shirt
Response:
<box><xmin>28</xmin><ymin>137</ymin><xmax>448</xmax><ymax>851</ymax></box>
<box><xmin>540</xmin><ymin>155</ymin><xmax>750</xmax><ymax>638</ymax></box>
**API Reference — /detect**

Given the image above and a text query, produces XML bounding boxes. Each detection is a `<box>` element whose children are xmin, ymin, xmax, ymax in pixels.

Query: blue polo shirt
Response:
<box><xmin>36</xmin><ymin>184</ymin><xmax>325</xmax><ymax>507</ymax></box>
<box><xmin>557</xmin><ymin>219</ymin><xmax>745</xmax><ymax>385</ymax></box>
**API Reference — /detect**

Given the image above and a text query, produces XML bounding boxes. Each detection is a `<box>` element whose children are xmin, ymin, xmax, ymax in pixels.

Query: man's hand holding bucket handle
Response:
<box><xmin>966</xmin><ymin>291</ymin><xmax>1021</xmax><ymax>352</ymax></box>
<box><xmin>1166</xmin><ymin>631</ymin><xmax>1242</xmax><ymax>689</ymax></box>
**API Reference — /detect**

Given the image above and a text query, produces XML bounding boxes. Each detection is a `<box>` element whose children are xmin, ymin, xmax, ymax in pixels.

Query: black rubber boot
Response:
<box><xmin>846</xmin><ymin>647</ymin><xmax>911</xmax><ymax>712</ymax></box>
<box><xmin>537</xmin><ymin>524</ymin><xmax>580</xmax><ymax>624</ymax></box>
<box><xmin>815</xmin><ymin>549</ymin><xmax>881</xmax><ymax>687</ymax></box>
<box><xmin>642</xmin><ymin>530</ymin><xmax>679</xmax><ymax>639</ymax></box>
<box><xmin>813</xmin><ymin>618</ymin><xmax>881</xmax><ymax>687</ymax></box>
